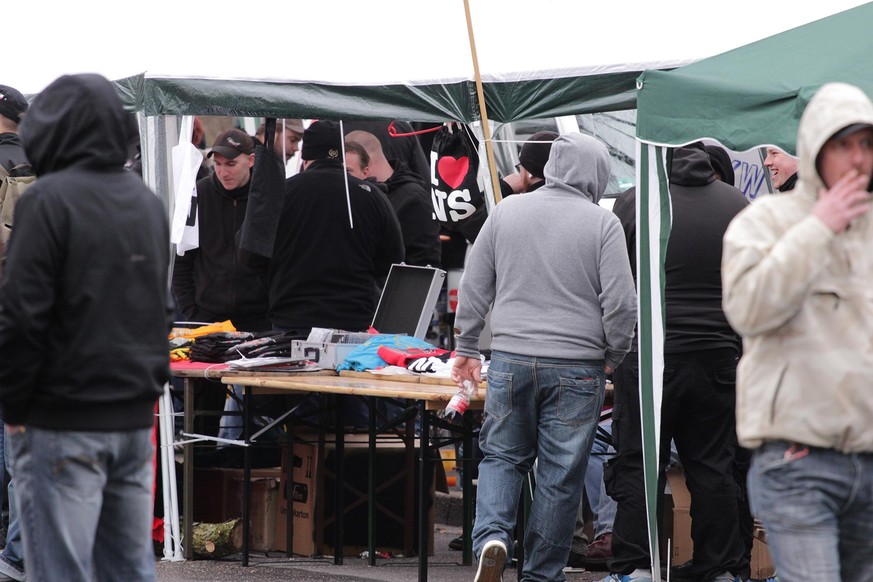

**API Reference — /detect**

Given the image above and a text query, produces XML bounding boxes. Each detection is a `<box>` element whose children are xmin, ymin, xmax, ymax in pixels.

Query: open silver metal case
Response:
<box><xmin>291</xmin><ymin>264</ymin><xmax>446</xmax><ymax>368</ymax></box>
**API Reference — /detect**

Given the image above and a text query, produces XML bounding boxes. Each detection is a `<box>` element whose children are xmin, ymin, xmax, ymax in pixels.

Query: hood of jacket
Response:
<box><xmin>796</xmin><ymin>82</ymin><xmax>873</xmax><ymax>201</ymax></box>
<box><xmin>386</xmin><ymin>159</ymin><xmax>420</xmax><ymax>190</ymax></box>
<box><xmin>209</xmin><ymin>171</ymin><xmax>251</xmax><ymax>200</ymax></box>
<box><xmin>0</xmin><ymin>132</ymin><xmax>22</xmax><ymax>148</ymax></box>
<box><xmin>542</xmin><ymin>133</ymin><xmax>610</xmax><ymax>204</ymax></box>
<box><xmin>669</xmin><ymin>141</ymin><xmax>716</xmax><ymax>187</ymax></box>
<box><xmin>18</xmin><ymin>74</ymin><xmax>134</xmax><ymax>176</ymax></box>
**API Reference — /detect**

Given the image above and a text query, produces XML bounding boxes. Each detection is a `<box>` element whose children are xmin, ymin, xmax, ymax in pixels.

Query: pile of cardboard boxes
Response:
<box><xmin>194</xmin><ymin>435</ymin><xmax>434</xmax><ymax>557</ymax></box>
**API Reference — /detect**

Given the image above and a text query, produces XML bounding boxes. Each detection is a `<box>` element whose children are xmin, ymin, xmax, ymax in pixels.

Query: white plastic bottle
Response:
<box><xmin>445</xmin><ymin>380</ymin><xmax>478</xmax><ymax>418</ymax></box>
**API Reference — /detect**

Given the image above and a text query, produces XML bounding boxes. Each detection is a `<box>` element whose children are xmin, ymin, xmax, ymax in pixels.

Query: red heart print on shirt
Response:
<box><xmin>437</xmin><ymin>156</ymin><xmax>470</xmax><ymax>189</ymax></box>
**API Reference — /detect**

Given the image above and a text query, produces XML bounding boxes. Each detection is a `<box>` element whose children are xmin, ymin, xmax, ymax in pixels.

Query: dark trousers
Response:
<box><xmin>604</xmin><ymin>349</ymin><xmax>746</xmax><ymax>580</ymax></box>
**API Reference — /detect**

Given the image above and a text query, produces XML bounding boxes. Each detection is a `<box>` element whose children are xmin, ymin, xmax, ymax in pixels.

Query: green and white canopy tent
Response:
<box><xmin>11</xmin><ymin>0</ymin><xmax>865</xmax><ymax>206</ymax></box>
<box><xmin>634</xmin><ymin>2</ymin><xmax>873</xmax><ymax>577</ymax></box>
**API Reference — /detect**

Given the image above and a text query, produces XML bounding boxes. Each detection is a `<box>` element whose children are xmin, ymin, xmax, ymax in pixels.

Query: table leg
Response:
<box><xmin>183</xmin><ymin>378</ymin><xmax>194</xmax><ymax>560</ymax></box>
<box><xmin>367</xmin><ymin>397</ymin><xmax>376</xmax><ymax>566</ymax></box>
<box><xmin>334</xmin><ymin>395</ymin><xmax>344</xmax><ymax>565</ymax></box>
<box><xmin>242</xmin><ymin>385</ymin><xmax>251</xmax><ymax>567</ymax></box>
<box><xmin>418</xmin><ymin>401</ymin><xmax>429</xmax><ymax>582</ymax></box>
<box><xmin>284</xmin><ymin>419</ymin><xmax>294</xmax><ymax>558</ymax></box>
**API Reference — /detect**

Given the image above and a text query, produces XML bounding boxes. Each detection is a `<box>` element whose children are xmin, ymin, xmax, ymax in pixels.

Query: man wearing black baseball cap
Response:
<box><xmin>172</xmin><ymin>127</ymin><xmax>270</xmax><ymax>334</ymax></box>
<box><xmin>0</xmin><ymin>84</ymin><xmax>30</xmax><ymax>177</ymax></box>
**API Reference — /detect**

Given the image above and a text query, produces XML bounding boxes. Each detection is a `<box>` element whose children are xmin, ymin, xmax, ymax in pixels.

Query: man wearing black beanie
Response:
<box><xmin>500</xmin><ymin>130</ymin><xmax>559</xmax><ymax>197</ymax></box>
<box><xmin>254</xmin><ymin>120</ymin><xmax>404</xmax><ymax>338</ymax></box>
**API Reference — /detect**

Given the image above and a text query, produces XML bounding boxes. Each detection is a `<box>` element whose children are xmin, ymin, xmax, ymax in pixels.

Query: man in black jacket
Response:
<box><xmin>0</xmin><ymin>73</ymin><xmax>172</xmax><ymax>582</ymax></box>
<box><xmin>346</xmin><ymin>130</ymin><xmax>441</xmax><ymax>267</ymax></box>
<box><xmin>602</xmin><ymin>142</ymin><xmax>749</xmax><ymax>582</ymax></box>
<box><xmin>262</xmin><ymin>121</ymin><xmax>404</xmax><ymax>338</ymax></box>
<box><xmin>172</xmin><ymin>129</ymin><xmax>271</xmax><ymax>332</ymax></box>
<box><xmin>0</xmin><ymin>82</ymin><xmax>30</xmax><ymax>582</ymax></box>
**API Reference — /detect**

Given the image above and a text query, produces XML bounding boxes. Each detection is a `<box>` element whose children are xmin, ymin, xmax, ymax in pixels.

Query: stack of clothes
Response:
<box><xmin>190</xmin><ymin>330</ymin><xmax>297</xmax><ymax>363</ymax></box>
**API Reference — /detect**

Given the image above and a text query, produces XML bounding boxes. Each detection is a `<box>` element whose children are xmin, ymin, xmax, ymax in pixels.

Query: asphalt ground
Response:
<box><xmin>154</xmin><ymin>521</ymin><xmax>606</xmax><ymax>582</ymax></box>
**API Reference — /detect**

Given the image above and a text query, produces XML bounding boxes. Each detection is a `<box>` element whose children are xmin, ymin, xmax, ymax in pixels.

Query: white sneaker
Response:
<box><xmin>0</xmin><ymin>556</ymin><xmax>24</xmax><ymax>582</ymax></box>
<box><xmin>475</xmin><ymin>539</ymin><xmax>507</xmax><ymax>582</ymax></box>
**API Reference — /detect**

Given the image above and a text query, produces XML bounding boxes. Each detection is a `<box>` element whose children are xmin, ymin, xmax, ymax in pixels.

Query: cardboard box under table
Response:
<box><xmin>274</xmin><ymin>434</ymin><xmax>434</xmax><ymax>557</ymax></box>
<box><xmin>193</xmin><ymin>467</ymin><xmax>282</xmax><ymax>552</ymax></box>
<box><xmin>192</xmin><ymin>437</ymin><xmax>433</xmax><ymax>558</ymax></box>
<box><xmin>225</xmin><ymin>373</ymin><xmax>485</xmax><ymax>579</ymax></box>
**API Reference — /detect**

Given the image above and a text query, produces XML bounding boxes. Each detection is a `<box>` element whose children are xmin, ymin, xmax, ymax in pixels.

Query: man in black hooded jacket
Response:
<box><xmin>0</xmin><ymin>73</ymin><xmax>172</xmax><ymax>582</ymax></box>
<box><xmin>262</xmin><ymin>121</ymin><xmax>404</xmax><ymax>338</ymax></box>
<box><xmin>602</xmin><ymin>142</ymin><xmax>750</xmax><ymax>582</ymax></box>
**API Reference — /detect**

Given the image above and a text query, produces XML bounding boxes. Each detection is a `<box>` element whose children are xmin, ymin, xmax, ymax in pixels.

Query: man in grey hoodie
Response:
<box><xmin>452</xmin><ymin>132</ymin><xmax>636</xmax><ymax>582</ymax></box>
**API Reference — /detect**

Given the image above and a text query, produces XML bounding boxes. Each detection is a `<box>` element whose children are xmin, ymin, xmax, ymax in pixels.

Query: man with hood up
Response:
<box><xmin>451</xmin><ymin>132</ymin><xmax>636</xmax><ymax>582</ymax></box>
<box><xmin>0</xmin><ymin>74</ymin><xmax>172</xmax><ymax>582</ymax></box>
<box><xmin>602</xmin><ymin>142</ymin><xmax>749</xmax><ymax>582</ymax></box>
<box><xmin>722</xmin><ymin>82</ymin><xmax>873</xmax><ymax>581</ymax></box>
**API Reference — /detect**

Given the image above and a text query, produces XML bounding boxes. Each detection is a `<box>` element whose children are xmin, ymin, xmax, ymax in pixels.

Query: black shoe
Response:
<box><xmin>566</xmin><ymin>550</ymin><xmax>587</xmax><ymax>571</ymax></box>
<box><xmin>448</xmin><ymin>535</ymin><xmax>464</xmax><ymax>551</ymax></box>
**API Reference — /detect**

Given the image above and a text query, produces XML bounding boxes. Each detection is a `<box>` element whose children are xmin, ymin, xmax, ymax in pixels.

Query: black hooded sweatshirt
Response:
<box><xmin>172</xmin><ymin>172</ymin><xmax>271</xmax><ymax>331</ymax></box>
<box><xmin>613</xmin><ymin>142</ymin><xmax>749</xmax><ymax>354</ymax></box>
<box><xmin>384</xmin><ymin>160</ymin><xmax>441</xmax><ymax>267</ymax></box>
<box><xmin>0</xmin><ymin>74</ymin><xmax>172</xmax><ymax>429</ymax></box>
<box><xmin>267</xmin><ymin>159</ymin><xmax>404</xmax><ymax>332</ymax></box>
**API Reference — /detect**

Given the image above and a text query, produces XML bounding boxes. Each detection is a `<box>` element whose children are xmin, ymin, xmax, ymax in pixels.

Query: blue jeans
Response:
<box><xmin>2</xmin><ymin>424</ymin><xmax>23</xmax><ymax>569</ymax></box>
<box><xmin>748</xmin><ymin>441</ymin><xmax>873</xmax><ymax>582</ymax></box>
<box><xmin>9</xmin><ymin>426</ymin><xmax>156</xmax><ymax>582</ymax></box>
<box><xmin>217</xmin><ymin>384</ymin><xmax>244</xmax><ymax>442</ymax></box>
<box><xmin>473</xmin><ymin>351</ymin><xmax>605</xmax><ymax>582</ymax></box>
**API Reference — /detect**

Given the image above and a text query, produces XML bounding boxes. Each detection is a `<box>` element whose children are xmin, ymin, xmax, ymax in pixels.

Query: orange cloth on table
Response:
<box><xmin>168</xmin><ymin>320</ymin><xmax>236</xmax><ymax>340</ymax></box>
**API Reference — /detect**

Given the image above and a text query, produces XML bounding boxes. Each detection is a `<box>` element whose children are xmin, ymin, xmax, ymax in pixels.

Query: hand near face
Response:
<box><xmin>813</xmin><ymin>170</ymin><xmax>871</xmax><ymax>234</ymax></box>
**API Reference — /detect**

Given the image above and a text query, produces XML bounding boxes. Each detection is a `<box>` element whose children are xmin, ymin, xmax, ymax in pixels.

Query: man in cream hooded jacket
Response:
<box><xmin>452</xmin><ymin>132</ymin><xmax>636</xmax><ymax>582</ymax></box>
<box><xmin>722</xmin><ymin>82</ymin><xmax>873</xmax><ymax>581</ymax></box>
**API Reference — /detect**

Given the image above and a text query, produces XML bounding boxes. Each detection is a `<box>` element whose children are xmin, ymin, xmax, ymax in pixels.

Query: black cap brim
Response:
<box><xmin>831</xmin><ymin>123</ymin><xmax>873</xmax><ymax>140</ymax></box>
<box><xmin>207</xmin><ymin>146</ymin><xmax>245</xmax><ymax>159</ymax></box>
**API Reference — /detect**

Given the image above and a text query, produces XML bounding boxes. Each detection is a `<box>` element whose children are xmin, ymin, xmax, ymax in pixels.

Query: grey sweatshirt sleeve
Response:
<box><xmin>453</xmin><ymin>217</ymin><xmax>497</xmax><ymax>358</ymax></box>
<box><xmin>598</xmin><ymin>218</ymin><xmax>637</xmax><ymax>369</ymax></box>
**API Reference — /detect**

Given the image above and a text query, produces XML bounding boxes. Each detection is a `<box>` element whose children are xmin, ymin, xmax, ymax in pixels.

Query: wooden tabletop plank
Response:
<box><xmin>224</xmin><ymin>374</ymin><xmax>485</xmax><ymax>406</ymax></box>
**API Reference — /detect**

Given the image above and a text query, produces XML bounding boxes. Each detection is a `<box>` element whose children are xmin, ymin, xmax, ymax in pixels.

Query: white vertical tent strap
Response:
<box><xmin>158</xmin><ymin>383</ymin><xmax>185</xmax><ymax>561</ymax></box>
<box><xmin>339</xmin><ymin>120</ymin><xmax>354</xmax><ymax>229</ymax></box>
<box><xmin>636</xmin><ymin>139</ymin><xmax>670</xmax><ymax>580</ymax></box>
